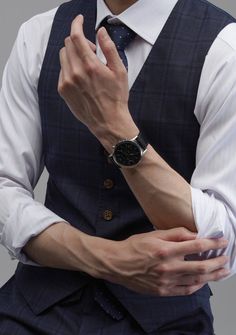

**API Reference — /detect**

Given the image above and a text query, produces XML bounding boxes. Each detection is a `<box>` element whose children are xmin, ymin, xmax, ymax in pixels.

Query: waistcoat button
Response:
<box><xmin>103</xmin><ymin>210</ymin><xmax>113</xmax><ymax>221</ymax></box>
<box><xmin>104</xmin><ymin>179</ymin><xmax>114</xmax><ymax>189</ymax></box>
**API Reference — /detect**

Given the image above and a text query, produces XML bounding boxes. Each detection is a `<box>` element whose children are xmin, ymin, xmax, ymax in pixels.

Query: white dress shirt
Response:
<box><xmin>0</xmin><ymin>0</ymin><xmax>236</xmax><ymax>276</ymax></box>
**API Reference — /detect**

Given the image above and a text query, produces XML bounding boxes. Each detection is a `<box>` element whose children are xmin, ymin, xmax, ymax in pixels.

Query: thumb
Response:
<box><xmin>97</xmin><ymin>27</ymin><xmax>124</xmax><ymax>72</ymax></box>
<box><xmin>155</xmin><ymin>228</ymin><xmax>197</xmax><ymax>242</ymax></box>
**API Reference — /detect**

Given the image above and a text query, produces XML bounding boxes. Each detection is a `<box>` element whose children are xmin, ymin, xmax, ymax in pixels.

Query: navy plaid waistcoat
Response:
<box><xmin>15</xmin><ymin>0</ymin><xmax>235</xmax><ymax>332</ymax></box>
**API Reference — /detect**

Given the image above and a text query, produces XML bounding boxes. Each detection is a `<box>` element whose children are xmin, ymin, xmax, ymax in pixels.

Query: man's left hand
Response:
<box><xmin>58</xmin><ymin>14</ymin><xmax>138</xmax><ymax>153</ymax></box>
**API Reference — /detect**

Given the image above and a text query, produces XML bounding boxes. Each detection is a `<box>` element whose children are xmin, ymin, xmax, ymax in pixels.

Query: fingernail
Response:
<box><xmin>220</xmin><ymin>256</ymin><xmax>230</xmax><ymax>265</ymax></box>
<box><xmin>78</xmin><ymin>14</ymin><xmax>84</xmax><ymax>23</ymax></box>
<box><xmin>216</xmin><ymin>238</ymin><xmax>228</xmax><ymax>246</ymax></box>
<box><xmin>221</xmin><ymin>269</ymin><xmax>230</xmax><ymax>276</ymax></box>
<box><xmin>220</xmin><ymin>239</ymin><xmax>228</xmax><ymax>247</ymax></box>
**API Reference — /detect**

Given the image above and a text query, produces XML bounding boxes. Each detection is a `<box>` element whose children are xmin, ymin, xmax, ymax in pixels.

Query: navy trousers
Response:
<box><xmin>0</xmin><ymin>276</ymin><xmax>214</xmax><ymax>335</ymax></box>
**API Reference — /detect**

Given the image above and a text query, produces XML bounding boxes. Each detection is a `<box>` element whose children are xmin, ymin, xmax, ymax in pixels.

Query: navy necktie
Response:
<box><xmin>102</xmin><ymin>18</ymin><xmax>136</xmax><ymax>70</ymax></box>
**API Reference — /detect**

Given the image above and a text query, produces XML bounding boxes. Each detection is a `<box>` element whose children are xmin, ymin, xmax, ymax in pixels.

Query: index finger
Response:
<box><xmin>70</xmin><ymin>15</ymin><xmax>97</xmax><ymax>61</ymax></box>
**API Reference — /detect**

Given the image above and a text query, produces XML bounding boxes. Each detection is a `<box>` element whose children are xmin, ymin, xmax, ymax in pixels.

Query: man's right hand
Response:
<box><xmin>24</xmin><ymin>223</ymin><xmax>229</xmax><ymax>297</ymax></box>
<box><xmin>95</xmin><ymin>227</ymin><xmax>229</xmax><ymax>296</ymax></box>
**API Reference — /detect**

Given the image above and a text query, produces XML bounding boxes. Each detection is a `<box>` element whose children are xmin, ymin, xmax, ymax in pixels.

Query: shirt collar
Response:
<box><xmin>96</xmin><ymin>0</ymin><xmax>179</xmax><ymax>45</ymax></box>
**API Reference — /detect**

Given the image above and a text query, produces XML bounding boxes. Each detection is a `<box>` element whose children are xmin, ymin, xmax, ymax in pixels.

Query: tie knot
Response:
<box><xmin>102</xmin><ymin>18</ymin><xmax>136</xmax><ymax>51</ymax></box>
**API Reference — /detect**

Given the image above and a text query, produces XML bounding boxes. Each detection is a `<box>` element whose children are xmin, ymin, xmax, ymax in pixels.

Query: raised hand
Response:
<box><xmin>58</xmin><ymin>14</ymin><xmax>138</xmax><ymax>153</ymax></box>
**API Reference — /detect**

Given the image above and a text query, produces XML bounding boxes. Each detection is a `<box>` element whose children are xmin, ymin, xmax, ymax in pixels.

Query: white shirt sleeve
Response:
<box><xmin>0</xmin><ymin>9</ymin><xmax>68</xmax><ymax>266</ymax></box>
<box><xmin>191</xmin><ymin>23</ymin><xmax>236</xmax><ymax>276</ymax></box>
<box><xmin>1</xmin><ymin>3</ymin><xmax>236</xmax><ymax>276</ymax></box>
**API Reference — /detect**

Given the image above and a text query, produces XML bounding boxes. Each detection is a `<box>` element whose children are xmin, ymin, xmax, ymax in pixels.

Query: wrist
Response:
<box><xmin>75</xmin><ymin>232</ymin><xmax>121</xmax><ymax>279</ymax></box>
<box><xmin>93</xmin><ymin>111</ymin><xmax>139</xmax><ymax>154</ymax></box>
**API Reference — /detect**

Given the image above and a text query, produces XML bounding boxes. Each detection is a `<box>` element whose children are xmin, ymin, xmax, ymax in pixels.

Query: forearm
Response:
<box><xmin>23</xmin><ymin>224</ymin><xmax>230</xmax><ymax>295</ymax></box>
<box><xmin>121</xmin><ymin>145</ymin><xmax>196</xmax><ymax>231</ymax></box>
<box><xmin>57</xmin><ymin>20</ymin><xmax>195</xmax><ymax>233</ymax></box>
<box><xmin>23</xmin><ymin>221</ymin><xmax>114</xmax><ymax>278</ymax></box>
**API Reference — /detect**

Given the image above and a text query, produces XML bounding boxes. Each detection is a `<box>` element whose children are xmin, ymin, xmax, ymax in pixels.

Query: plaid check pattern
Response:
<box><xmin>1</xmin><ymin>0</ymin><xmax>234</xmax><ymax>333</ymax></box>
<box><xmin>0</xmin><ymin>276</ymin><xmax>215</xmax><ymax>334</ymax></box>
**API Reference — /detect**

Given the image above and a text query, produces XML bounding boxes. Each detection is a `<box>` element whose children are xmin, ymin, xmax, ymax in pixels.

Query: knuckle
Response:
<box><xmin>103</xmin><ymin>40</ymin><xmax>115</xmax><ymax>54</ymax></box>
<box><xmin>68</xmin><ymin>69</ymin><xmax>80</xmax><ymax>84</ymax></box>
<box><xmin>84</xmin><ymin>61</ymin><xmax>97</xmax><ymax>75</ymax></box>
<box><xmin>195</xmin><ymin>240</ymin><xmax>205</xmax><ymax>253</ymax></box>
<box><xmin>58</xmin><ymin>78</ymin><xmax>72</xmax><ymax>94</ymax></box>
<box><xmin>194</xmin><ymin>275</ymin><xmax>203</xmax><ymax>285</ymax></box>
<box><xmin>70</xmin><ymin>32</ymin><xmax>80</xmax><ymax>43</ymax></box>
<box><xmin>156</xmin><ymin>287</ymin><xmax>167</xmax><ymax>296</ymax></box>
<box><xmin>197</xmin><ymin>264</ymin><xmax>208</xmax><ymax>275</ymax></box>
<box><xmin>58</xmin><ymin>83</ymin><xmax>65</xmax><ymax>96</ymax></box>
<box><xmin>156</xmin><ymin>246</ymin><xmax>169</xmax><ymax>260</ymax></box>
<box><xmin>64</xmin><ymin>36</ymin><xmax>71</xmax><ymax>46</ymax></box>
<box><xmin>70</xmin><ymin>68</ymin><xmax>82</xmax><ymax>83</ymax></box>
<box><xmin>58</xmin><ymin>83</ymin><xmax>63</xmax><ymax>95</ymax></box>
<box><xmin>71</xmin><ymin>73</ymin><xmax>79</xmax><ymax>83</ymax></box>
<box><xmin>79</xmin><ymin>53</ymin><xmax>97</xmax><ymax>72</ymax></box>
<box><xmin>157</xmin><ymin>263</ymin><xmax>169</xmax><ymax>275</ymax></box>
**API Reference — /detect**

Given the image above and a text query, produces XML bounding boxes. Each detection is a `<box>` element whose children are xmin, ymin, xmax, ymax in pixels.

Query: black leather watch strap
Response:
<box><xmin>135</xmin><ymin>132</ymin><xmax>148</xmax><ymax>150</ymax></box>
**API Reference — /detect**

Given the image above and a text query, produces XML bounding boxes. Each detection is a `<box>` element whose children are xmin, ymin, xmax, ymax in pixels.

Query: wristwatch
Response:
<box><xmin>108</xmin><ymin>132</ymin><xmax>148</xmax><ymax>168</ymax></box>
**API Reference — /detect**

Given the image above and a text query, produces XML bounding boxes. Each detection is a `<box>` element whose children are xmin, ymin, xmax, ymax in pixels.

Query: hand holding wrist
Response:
<box><xmin>90</xmin><ymin>229</ymin><xmax>229</xmax><ymax>296</ymax></box>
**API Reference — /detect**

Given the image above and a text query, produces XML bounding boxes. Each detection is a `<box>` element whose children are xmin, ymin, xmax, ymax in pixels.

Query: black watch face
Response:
<box><xmin>114</xmin><ymin>141</ymin><xmax>141</xmax><ymax>166</ymax></box>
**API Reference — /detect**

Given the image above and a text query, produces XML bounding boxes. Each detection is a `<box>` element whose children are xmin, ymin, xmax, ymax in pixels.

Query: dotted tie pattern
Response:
<box><xmin>102</xmin><ymin>17</ymin><xmax>136</xmax><ymax>70</ymax></box>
